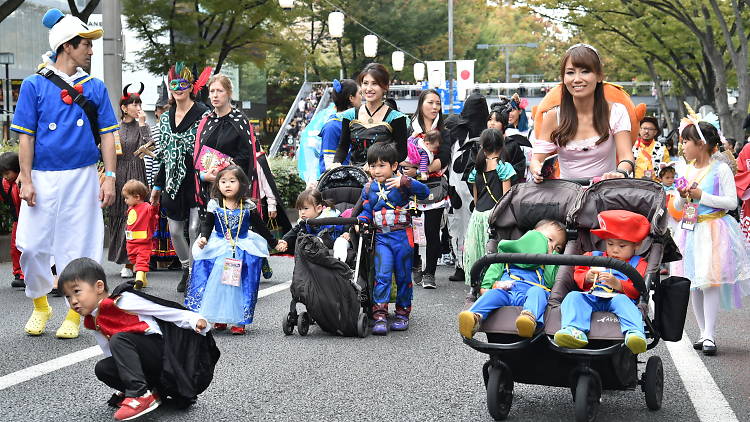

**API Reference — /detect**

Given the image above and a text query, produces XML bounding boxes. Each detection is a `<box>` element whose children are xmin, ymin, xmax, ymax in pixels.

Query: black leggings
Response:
<box><xmin>414</xmin><ymin>208</ymin><xmax>443</xmax><ymax>276</ymax></box>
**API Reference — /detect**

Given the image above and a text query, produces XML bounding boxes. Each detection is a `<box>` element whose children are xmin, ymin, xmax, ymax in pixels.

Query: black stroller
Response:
<box><xmin>282</xmin><ymin>166</ymin><xmax>373</xmax><ymax>338</ymax></box>
<box><xmin>464</xmin><ymin>178</ymin><xmax>690</xmax><ymax>422</ymax></box>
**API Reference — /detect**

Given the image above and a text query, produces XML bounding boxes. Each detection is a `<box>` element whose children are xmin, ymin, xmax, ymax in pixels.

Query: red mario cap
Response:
<box><xmin>590</xmin><ymin>210</ymin><xmax>650</xmax><ymax>244</ymax></box>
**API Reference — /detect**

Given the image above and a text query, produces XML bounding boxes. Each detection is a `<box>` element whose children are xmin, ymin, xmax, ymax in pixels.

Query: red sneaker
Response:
<box><xmin>213</xmin><ymin>323</ymin><xmax>227</xmax><ymax>331</ymax></box>
<box><xmin>230</xmin><ymin>325</ymin><xmax>246</xmax><ymax>335</ymax></box>
<box><xmin>113</xmin><ymin>391</ymin><xmax>160</xmax><ymax>421</ymax></box>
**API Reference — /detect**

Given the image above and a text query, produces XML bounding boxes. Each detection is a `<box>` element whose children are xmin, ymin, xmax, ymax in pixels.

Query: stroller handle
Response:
<box><xmin>469</xmin><ymin>253</ymin><xmax>647</xmax><ymax>296</ymax></box>
<box><xmin>303</xmin><ymin>217</ymin><xmax>361</xmax><ymax>226</ymax></box>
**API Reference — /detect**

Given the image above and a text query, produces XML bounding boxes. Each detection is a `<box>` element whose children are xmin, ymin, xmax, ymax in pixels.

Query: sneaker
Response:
<box><xmin>262</xmin><ymin>258</ymin><xmax>273</xmax><ymax>279</ymax></box>
<box><xmin>120</xmin><ymin>267</ymin><xmax>134</xmax><ymax>278</ymax></box>
<box><xmin>107</xmin><ymin>392</ymin><xmax>126</xmax><ymax>408</ymax></box>
<box><xmin>230</xmin><ymin>325</ymin><xmax>246</xmax><ymax>335</ymax></box>
<box><xmin>458</xmin><ymin>311</ymin><xmax>481</xmax><ymax>339</ymax></box>
<box><xmin>11</xmin><ymin>275</ymin><xmax>25</xmax><ymax>288</ymax></box>
<box><xmin>554</xmin><ymin>326</ymin><xmax>588</xmax><ymax>349</ymax></box>
<box><xmin>213</xmin><ymin>323</ymin><xmax>227</xmax><ymax>331</ymax></box>
<box><xmin>176</xmin><ymin>267</ymin><xmax>189</xmax><ymax>293</ymax></box>
<box><xmin>390</xmin><ymin>315</ymin><xmax>409</xmax><ymax>331</ymax></box>
<box><xmin>448</xmin><ymin>267</ymin><xmax>465</xmax><ymax>282</ymax></box>
<box><xmin>624</xmin><ymin>330</ymin><xmax>647</xmax><ymax>354</ymax></box>
<box><xmin>515</xmin><ymin>310</ymin><xmax>537</xmax><ymax>338</ymax></box>
<box><xmin>412</xmin><ymin>268</ymin><xmax>423</xmax><ymax>286</ymax></box>
<box><xmin>441</xmin><ymin>253</ymin><xmax>455</xmax><ymax>266</ymax></box>
<box><xmin>421</xmin><ymin>273</ymin><xmax>437</xmax><ymax>289</ymax></box>
<box><xmin>372</xmin><ymin>319</ymin><xmax>388</xmax><ymax>336</ymax></box>
<box><xmin>113</xmin><ymin>390</ymin><xmax>160</xmax><ymax>421</ymax></box>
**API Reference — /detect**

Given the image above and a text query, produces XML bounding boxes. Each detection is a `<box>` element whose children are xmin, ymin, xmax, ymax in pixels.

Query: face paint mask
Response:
<box><xmin>169</xmin><ymin>79</ymin><xmax>191</xmax><ymax>91</ymax></box>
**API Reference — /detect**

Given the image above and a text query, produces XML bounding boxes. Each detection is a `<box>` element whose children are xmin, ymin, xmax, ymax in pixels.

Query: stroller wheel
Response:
<box><xmin>642</xmin><ymin>356</ymin><xmax>664</xmax><ymax>410</ymax></box>
<box><xmin>486</xmin><ymin>363</ymin><xmax>513</xmax><ymax>421</ymax></box>
<box><xmin>357</xmin><ymin>313</ymin><xmax>369</xmax><ymax>338</ymax></box>
<box><xmin>298</xmin><ymin>312</ymin><xmax>311</xmax><ymax>336</ymax></box>
<box><xmin>282</xmin><ymin>312</ymin><xmax>296</xmax><ymax>336</ymax></box>
<box><xmin>573</xmin><ymin>373</ymin><xmax>601</xmax><ymax>422</ymax></box>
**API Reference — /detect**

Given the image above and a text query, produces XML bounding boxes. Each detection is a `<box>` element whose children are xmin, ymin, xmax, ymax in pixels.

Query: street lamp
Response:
<box><xmin>0</xmin><ymin>52</ymin><xmax>14</xmax><ymax>143</ymax></box>
<box><xmin>476</xmin><ymin>43</ymin><xmax>538</xmax><ymax>93</ymax></box>
<box><xmin>364</xmin><ymin>35</ymin><xmax>378</xmax><ymax>58</ymax></box>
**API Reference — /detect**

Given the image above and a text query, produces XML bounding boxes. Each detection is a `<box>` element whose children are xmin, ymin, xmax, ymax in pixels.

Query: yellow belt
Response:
<box><xmin>697</xmin><ymin>211</ymin><xmax>726</xmax><ymax>223</ymax></box>
<box><xmin>125</xmin><ymin>230</ymin><xmax>148</xmax><ymax>240</ymax></box>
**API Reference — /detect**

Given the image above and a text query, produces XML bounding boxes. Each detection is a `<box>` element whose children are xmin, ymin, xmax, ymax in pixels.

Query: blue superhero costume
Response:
<box><xmin>357</xmin><ymin>176</ymin><xmax>429</xmax><ymax>319</ymax></box>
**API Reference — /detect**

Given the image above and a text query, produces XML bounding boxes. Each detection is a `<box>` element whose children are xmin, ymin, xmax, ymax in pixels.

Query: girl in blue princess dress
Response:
<box><xmin>185</xmin><ymin>166</ymin><xmax>287</xmax><ymax>335</ymax></box>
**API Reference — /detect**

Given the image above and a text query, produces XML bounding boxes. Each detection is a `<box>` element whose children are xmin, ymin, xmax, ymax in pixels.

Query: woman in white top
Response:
<box><xmin>529</xmin><ymin>44</ymin><xmax>634</xmax><ymax>182</ymax></box>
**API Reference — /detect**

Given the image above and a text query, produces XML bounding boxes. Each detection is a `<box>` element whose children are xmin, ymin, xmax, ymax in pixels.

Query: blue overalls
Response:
<box><xmin>560</xmin><ymin>252</ymin><xmax>645</xmax><ymax>335</ymax></box>
<box><xmin>469</xmin><ymin>265</ymin><xmax>551</xmax><ymax>323</ymax></box>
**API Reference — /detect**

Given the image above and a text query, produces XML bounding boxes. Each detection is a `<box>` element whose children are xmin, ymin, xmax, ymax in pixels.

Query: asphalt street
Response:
<box><xmin>0</xmin><ymin>254</ymin><xmax>747</xmax><ymax>421</ymax></box>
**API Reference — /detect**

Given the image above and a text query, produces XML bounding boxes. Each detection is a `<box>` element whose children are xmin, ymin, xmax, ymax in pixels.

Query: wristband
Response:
<box><xmin>104</xmin><ymin>171</ymin><xmax>116</xmax><ymax>179</ymax></box>
<box><xmin>153</xmin><ymin>186</ymin><xmax>162</xmax><ymax>191</ymax></box>
<box><xmin>618</xmin><ymin>159</ymin><xmax>635</xmax><ymax>172</ymax></box>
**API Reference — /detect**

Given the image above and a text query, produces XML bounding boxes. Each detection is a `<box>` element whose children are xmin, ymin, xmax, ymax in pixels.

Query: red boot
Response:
<box><xmin>230</xmin><ymin>325</ymin><xmax>246</xmax><ymax>335</ymax></box>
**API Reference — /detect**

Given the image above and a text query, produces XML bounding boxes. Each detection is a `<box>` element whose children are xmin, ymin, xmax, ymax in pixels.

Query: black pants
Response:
<box><xmin>95</xmin><ymin>332</ymin><xmax>164</xmax><ymax>397</ymax></box>
<box><xmin>414</xmin><ymin>208</ymin><xmax>443</xmax><ymax>276</ymax></box>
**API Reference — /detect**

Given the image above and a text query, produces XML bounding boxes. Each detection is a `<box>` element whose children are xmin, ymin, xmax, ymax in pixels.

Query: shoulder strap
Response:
<box><xmin>37</xmin><ymin>68</ymin><xmax>101</xmax><ymax>146</ymax></box>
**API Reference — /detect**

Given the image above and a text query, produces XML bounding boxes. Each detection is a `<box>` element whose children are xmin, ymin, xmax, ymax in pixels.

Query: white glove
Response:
<box><xmin>333</xmin><ymin>236</ymin><xmax>349</xmax><ymax>262</ymax></box>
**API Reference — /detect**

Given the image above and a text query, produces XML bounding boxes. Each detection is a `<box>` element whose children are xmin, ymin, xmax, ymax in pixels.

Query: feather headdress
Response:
<box><xmin>167</xmin><ymin>61</ymin><xmax>213</xmax><ymax>95</ymax></box>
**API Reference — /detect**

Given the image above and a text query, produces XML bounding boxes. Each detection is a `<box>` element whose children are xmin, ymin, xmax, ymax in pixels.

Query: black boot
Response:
<box><xmin>449</xmin><ymin>267</ymin><xmax>465</xmax><ymax>282</ymax></box>
<box><xmin>177</xmin><ymin>267</ymin><xmax>189</xmax><ymax>293</ymax></box>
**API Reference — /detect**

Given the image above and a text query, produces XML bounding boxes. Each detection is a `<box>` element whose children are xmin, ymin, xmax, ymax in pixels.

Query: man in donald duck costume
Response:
<box><xmin>10</xmin><ymin>8</ymin><xmax>119</xmax><ymax>339</ymax></box>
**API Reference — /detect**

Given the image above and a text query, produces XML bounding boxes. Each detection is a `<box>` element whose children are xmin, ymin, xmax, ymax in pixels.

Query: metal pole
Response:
<box><xmin>4</xmin><ymin>64</ymin><xmax>9</xmax><ymax>142</ymax></box>
<box><xmin>447</xmin><ymin>0</ymin><xmax>454</xmax><ymax>114</ymax></box>
<box><xmin>505</xmin><ymin>47</ymin><xmax>511</xmax><ymax>95</ymax></box>
<box><xmin>102</xmin><ymin>0</ymin><xmax>123</xmax><ymax>115</ymax></box>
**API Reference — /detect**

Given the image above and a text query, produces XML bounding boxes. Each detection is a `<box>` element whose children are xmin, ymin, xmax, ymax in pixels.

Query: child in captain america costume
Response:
<box><xmin>357</xmin><ymin>143</ymin><xmax>430</xmax><ymax>335</ymax></box>
<box><xmin>554</xmin><ymin>210</ymin><xmax>650</xmax><ymax>355</ymax></box>
<box><xmin>11</xmin><ymin>8</ymin><xmax>119</xmax><ymax>339</ymax></box>
<box><xmin>122</xmin><ymin>180</ymin><xmax>156</xmax><ymax>290</ymax></box>
<box><xmin>457</xmin><ymin>220</ymin><xmax>567</xmax><ymax>339</ymax></box>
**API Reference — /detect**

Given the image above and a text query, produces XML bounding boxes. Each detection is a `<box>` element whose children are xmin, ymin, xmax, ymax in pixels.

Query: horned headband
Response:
<box><xmin>121</xmin><ymin>82</ymin><xmax>144</xmax><ymax>101</ymax></box>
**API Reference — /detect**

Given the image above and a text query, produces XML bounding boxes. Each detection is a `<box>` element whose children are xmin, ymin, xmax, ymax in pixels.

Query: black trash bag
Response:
<box><xmin>654</xmin><ymin>276</ymin><xmax>691</xmax><ymax>341</ymax></box>
<box><xmin>291</xmin><ymin>234</ymin><xmax>361</xmax><ymax>336</ymax></box>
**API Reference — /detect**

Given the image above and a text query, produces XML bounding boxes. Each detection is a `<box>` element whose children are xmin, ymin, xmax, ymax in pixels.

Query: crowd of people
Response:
<box><xmin>4</xmin><ymin>8</ymin><xmax>750</xmax><ymax>421</ymax></box>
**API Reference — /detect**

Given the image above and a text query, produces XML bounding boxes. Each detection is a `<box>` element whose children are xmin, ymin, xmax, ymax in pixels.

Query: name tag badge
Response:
<box><xmin>681</xmin><ymin>202</ymin><xmax>698</xmax><ymax>231</ymax></box>
<box><xmin>221</xmin><ymin>257</ymin><xmax>242</xmax><ymax>287</ymax></box>
<box><xmin>643</xmin><ymin>169</ymin><xmax>653</xmax><ymax>179</ymax></box>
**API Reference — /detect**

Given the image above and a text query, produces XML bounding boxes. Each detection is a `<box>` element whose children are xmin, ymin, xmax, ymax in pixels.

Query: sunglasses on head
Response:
<box><xmin>169</xmin><ymin>79</ymin><xmax>191</xmax><ymax>91</ymax></box>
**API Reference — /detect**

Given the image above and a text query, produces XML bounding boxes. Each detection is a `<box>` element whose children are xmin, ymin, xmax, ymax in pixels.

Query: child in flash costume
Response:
<box><xmin>357</xmin><ymin>175</ymin><xmax>429</xmax><ymax>334</ymax></box>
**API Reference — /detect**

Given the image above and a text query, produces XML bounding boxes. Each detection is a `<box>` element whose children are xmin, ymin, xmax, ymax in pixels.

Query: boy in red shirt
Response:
<box><xmin>122</xmin><ymin>180</ymin><xmax>155</xmax><ymax>289</ymax></box>
<box><xmin>554</xmin><ymin>210</ymin><xmax>649</xmax><ymax>354</ymax></box>
<box><xmin>0</xmin><ymin>152</ymin><xmax>24</xmax><ymax>287</ymax></box>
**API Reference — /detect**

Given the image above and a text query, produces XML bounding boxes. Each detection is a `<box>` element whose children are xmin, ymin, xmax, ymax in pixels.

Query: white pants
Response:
<box><xmin>447</xmin><ymin>141</ymin><xmax>473</xmax><ymax>269</ymax></box>
<box><xmin>16</xmin><ymin>165</ymin><xmax>103</xmax><ymax>299</ymax></box>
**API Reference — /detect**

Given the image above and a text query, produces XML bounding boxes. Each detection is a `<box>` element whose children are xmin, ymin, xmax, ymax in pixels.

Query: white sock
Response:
<box><xmin>702</xmin><ymin>287</ymin><xmax>720</xmax><ymax>342</ymax></box>
<box><xmin>690</xmin><ymin>288</ymin><xmax>706</xmax><ymax>339</ymax></box>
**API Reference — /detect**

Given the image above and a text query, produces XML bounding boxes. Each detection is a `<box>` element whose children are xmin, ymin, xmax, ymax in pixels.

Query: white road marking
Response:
<box><xmin>649</xmin><ymin>303</ymin><xmax>738</xmax><ymax>421</ymax></box>
<box><xmin>0</xmin><ymin>281</ymin><xmax>292</xmax><ymax>391</ymax></box>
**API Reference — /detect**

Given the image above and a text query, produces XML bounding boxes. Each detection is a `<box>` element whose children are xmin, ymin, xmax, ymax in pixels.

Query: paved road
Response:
<box><xmin>0</xmin><ymin>255</ymin><xmax>746</xmax><ymax>421</ymax></box>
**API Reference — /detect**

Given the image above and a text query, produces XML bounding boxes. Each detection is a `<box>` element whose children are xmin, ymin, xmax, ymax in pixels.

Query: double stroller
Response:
<box><xmin>282</xmin><ymin>166</ymin><xmax>374</xmax><ymax>338</ymax></box>
<box><xmin>465</xmin><ymin>178</ymin><xmax>690</xmax><ymax>421</ymax></box>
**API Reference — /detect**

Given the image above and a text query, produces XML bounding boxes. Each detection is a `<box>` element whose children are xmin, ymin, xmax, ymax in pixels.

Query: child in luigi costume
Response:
<box><xmin>458</xmin><ymin>220</ymin><xmax>567</xmax><ymax>339</ymax></box>
<box><xmin>554</xmin><ymin>210</ymin><xmax>650</xmax><ymax>354</ymax></box>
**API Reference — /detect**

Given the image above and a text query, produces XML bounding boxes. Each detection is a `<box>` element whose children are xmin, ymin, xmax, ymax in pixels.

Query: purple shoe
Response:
<box><xmin>372</xmin><ymin>319</ymin><xmax>388</xmax><ymax>336</ymax></box>
<box><xmin>390</xmin><ymin>315</ymin><xmax>409</xmax><ymax>331</ymax></box>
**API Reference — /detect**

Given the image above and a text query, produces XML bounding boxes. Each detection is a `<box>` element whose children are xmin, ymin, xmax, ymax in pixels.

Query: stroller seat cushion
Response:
<box><xmin>544</xmin><ymin>306</ymin><xmax>646</xmax><ymax>340</ymax></box>
<box><xmin>478</xmin><ymin>306</ymin><xmax>524</xmax><ymax>334</ymax></box>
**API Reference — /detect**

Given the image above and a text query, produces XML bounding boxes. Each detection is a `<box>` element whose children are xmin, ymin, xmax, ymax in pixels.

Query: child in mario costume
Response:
<box><xmin>122</xmin><ymin>180</ymin><xmax>156</xmax><ymax>290</ymax></box>
<box><xmin>554</xmin><ymin>210</ymin><xmax>650</xmax><ymax>355</ymax></box>
<box><xmin>11</xmin><ymin>9</ymin><xmax>119</xmax><ymax>339</ymax></box>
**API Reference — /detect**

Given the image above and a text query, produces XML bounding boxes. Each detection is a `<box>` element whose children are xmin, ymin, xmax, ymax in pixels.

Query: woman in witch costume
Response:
<box><xmin>333</xmin><ymin>63</ymin><xmax>408</xmax><ymax>168</ymax></box>
<box><xmin>150</xmin><ymin>62</ymin><xmax>212</xmax><ymax>293</ymax></box>
<box><xmin>194</xmin><ymin>74</ymin><xmax>288</xmax><ymax>277</ymax></box>
<box><xmin>108</xmin><ymin>83</ymin><xmax>151</xmax><ymax>278</ymax></box>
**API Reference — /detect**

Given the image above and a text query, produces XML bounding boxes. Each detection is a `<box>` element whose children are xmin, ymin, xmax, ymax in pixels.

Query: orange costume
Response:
<box><xmin>126</xmin><ymin>202</ymin><xmax>156</xmax><ymax>277</ymax></box>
